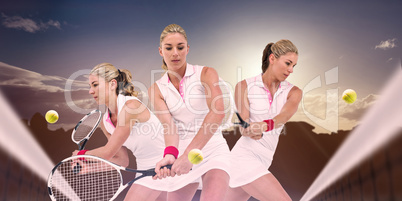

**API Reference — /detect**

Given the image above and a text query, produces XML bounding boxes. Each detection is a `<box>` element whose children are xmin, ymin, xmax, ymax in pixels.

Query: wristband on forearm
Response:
<box><xmin>164</xmin><ymin>146</ymin><xmax>179</xmax><ymax>159</ymax></box>
<box><xmin>77</xmin><ymin>150</ymin><xmax>88</xmax><ymax>161</ymax></box>
<box><xmin>77</xmin><ymin>150</ymin><xmax>88</xmax><ymax>155</ymax></box>
<box><xmin>263</xmin><ymin>119</ymin><xmax>274</xmax><ymax>132</ymax></box>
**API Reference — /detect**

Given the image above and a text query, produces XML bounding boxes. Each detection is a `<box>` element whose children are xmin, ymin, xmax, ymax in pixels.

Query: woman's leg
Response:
<box><xmin>242</xmin><ymin>173</ymin><xmax>291</xmax><ymax>201</ymax></box>
<box><xmin>167</xmin><ymin>183</ymin><xmax>199</xmax><ymax>201</ymax></box>
<box><xmin>200</xmin><ymin>169</ymin><xmax>230</xmax><ymax>201</ymax></box>
<box><xmin>224</xmin><ymin>186</ymin><xmax>251</xmax><ymax>201</ymax></box>
<box><xmin>155</xmin><ymin>191</ymin><xmax>167</xmax><ymax>201</ymax></box>
<box><xmin>124</xmin><ymin>184</ymin><xmax>163</xmax><ymax>201</ymax></box>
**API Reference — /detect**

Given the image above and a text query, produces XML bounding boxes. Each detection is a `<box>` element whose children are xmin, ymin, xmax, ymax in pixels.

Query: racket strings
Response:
<box><xmin>50</xmin><ymin>158</ymin><xmax>121</xmax><ymax>201</ymax></box>
<box><xmin>73</xmin><ymin>112</ymin><xmax>101</xmax><ymax>142</ymax></box>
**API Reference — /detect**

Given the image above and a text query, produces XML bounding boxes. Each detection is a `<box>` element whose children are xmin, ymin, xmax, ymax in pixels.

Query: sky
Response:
<box><xmin>0</xmin><ymin>0</ymin><xmax>401</xmax><ymax>133</ymax></box>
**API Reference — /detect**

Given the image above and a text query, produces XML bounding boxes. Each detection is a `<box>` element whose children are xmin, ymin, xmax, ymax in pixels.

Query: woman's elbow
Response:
<box><xmin>113</xmin><ymin>154</ymin><xmax>129</xmax><ymax>167</ymax></box>
<box><xmin>121</xmin><ymin>158</ymin><xmax>129</xmax><ymax>168</ymax></box>
<box><xmin>214</xmin><ymin>108</ymin><xmax>226</xmax><ymax>122</ymax></box>
<box><xmin>209</xmin><ymin>101</ymin><xmax>225</xmax><ymax>124</ymax></box>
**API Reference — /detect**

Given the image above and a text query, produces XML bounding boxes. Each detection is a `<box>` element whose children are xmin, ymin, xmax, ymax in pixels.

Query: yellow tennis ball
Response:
<box><xmin>342</xmin><ymin>89</ymin><xmax>357</xmax><ymax>104</ymax></box>
<box><xmin>45</xmin><ymin>110</ymin><xmax>59</xmax><ymax>124</ymax></box>
<box><xmin>188</xmin><ymin>149</ymin><xmax>203</xmax><ymax>165</ymax></box>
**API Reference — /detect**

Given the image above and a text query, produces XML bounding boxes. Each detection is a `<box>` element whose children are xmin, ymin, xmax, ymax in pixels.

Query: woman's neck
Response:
<box><xmin>262</xmin><ymin>69</ymin><xmax>280</xmax><ymax>89</ymax></box>
<box><xmin>167</xmin><ymin>63</ymin><xmax>187</xmax><ymax>84</ymax></box>
<box><xmin>106</xmin><ymin>94</ymin><xmax>119</xmax><ymax>115</ymax></box>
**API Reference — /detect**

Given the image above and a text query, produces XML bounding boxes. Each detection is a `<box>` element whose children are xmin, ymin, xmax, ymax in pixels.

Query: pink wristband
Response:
<box><xmin>77</xmin><ymin>150</ymin><xmax>88</xmax><ymax>161</ymax></box>
<box><xmin>263</xmin><ymin>119</ymin><xmax>274</xmax><ymax>132</ymax></box>
<box><xmin>77</xmin><ymin>150</ymin><xmax>88</xmax><ymax>155</ymax></box>
<box><xmin>164</xmin><ymin>146</ymin><xmax>179</xmax><ymax>159</ymax></box>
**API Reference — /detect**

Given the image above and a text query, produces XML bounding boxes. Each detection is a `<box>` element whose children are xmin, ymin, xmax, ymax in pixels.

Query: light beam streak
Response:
<box><xmin>301</xmin><ymin>66</ymin><xmax>402</xmax><ymax>201</ymax></box>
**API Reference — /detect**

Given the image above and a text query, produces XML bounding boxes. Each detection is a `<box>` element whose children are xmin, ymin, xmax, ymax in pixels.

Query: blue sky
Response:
<box><xmin>0</xmin><ymin>0</ymin><xmax>401</xmax><ymax>133</ymax></box>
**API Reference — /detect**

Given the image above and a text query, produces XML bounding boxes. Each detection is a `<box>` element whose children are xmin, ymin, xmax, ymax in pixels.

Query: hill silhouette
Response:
<box><xmin>28</xmin><ymin>112</ymin><xmax>109</xmax><ymax>164</ymax></box>
<box><xmin>269</xmin><ymin>122</ymin><xmax>350</xmax><ymax>200</ymax></box>
<box><xmin>5</xmin><ymin>113</ymin><xmax>401</xmax><ymax>200</ymax></box>
<box><xmin>2</xmin><ymin>113</ymin><xmax>356</xmax><ymax>200</ymax></box>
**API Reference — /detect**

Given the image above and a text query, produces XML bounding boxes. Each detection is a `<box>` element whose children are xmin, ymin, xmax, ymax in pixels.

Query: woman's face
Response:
<box><xmin>159</xmin><ymin>32</ymin><xmax>189</xmax><ymax>71</ymax></box>
<box><xmin>88</xmin><ymin>74</ymin><xmax>110</xmax><ymax>105</ymax></box>
<box><xmin>270</xmin><ymin>52</ymin><xmax>298</xmax><ymax>81</ymax></box>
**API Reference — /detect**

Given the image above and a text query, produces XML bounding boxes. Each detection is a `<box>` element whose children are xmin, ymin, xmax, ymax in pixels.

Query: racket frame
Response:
<box><xmin>48</xmin><ymin>155</ymin><xmax>170</xmax><ymax>201</ymax></box>
<box><xmin>71</xmin><ymin>109</ymin><xmax>102</xmax><ymax>150</ymax></box>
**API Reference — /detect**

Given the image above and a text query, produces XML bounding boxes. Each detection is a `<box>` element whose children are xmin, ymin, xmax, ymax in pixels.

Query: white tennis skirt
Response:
<box><xmin>228</xmin><ymin>134</ymin><xmax>279</xmax><ymax>188</ymax></box>
<box><xmin>132</xmin><ymin>133</ymin><xmax>230</xmax><ymax>192</ymax></box>
<box><xmin>163</xmin><ymin>133</ymin><xmax>231</xmax><ymax>192</ymax></box>
<box><xmin>133</xmin><ymin>176</ymin><xmax>172</xmax><ymax>192</ymax></box>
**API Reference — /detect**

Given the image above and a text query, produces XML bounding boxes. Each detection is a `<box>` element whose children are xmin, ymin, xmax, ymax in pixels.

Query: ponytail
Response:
<box><xmin>90</xmin><ymin>63</ymin><xmax>138</xmax><ymax>97</ymax></box>
<box><xmin>262</xmin><ymin>43</ymin><xmax>274</xmax><ymax>73</ymax></box>
<box><xmin>116</xmin><ymin>69</ymin><xmax>138</xmax><ymax>97</ymax></box>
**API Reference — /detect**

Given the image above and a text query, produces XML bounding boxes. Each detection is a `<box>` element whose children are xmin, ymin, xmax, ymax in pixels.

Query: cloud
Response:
<box><xmin>375</xmin><ymin>38</ymin><xmax>397</xmax><ymax>50</ymax></box>
<box><xmin>0</xmin><ymin>62</ymin><xmax>95</xmax><ymax>129</ymax></box>
<box><xmin>0</xmin><ymin>62</ymin><xmax>87</xmax><ymax>92</ymax></box>
<box><xmin>340</xmin><ymin>94</ymin><xmax>378</xmax><ymax>121</ymax></box>
<box><xmin>1</xmin><ymin>13</ymin><xmax>61</xmax><ymax>33</ymax></box>
<box><xmin>291</xmin><ymin>92</ymin><xmax>378</xmax><ymax>133</ymax></box>
<box><xmin>0</xmin><ymin>62</ymin><xmax>150</xmax><ymax>130</ymax></box>
<box><xmin>300</xmin><ymin>92</ymin><xmax>378</xmax><ymax>122</ymax></box>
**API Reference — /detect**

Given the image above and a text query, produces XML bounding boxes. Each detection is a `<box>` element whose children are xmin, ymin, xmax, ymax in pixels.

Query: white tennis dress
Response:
<box><xmin>103</xmin><ymin>94</ymin><xmax>169</xmax><ymax>191</ymax></box>
<box><xmin>155</xmin><ymin>63</ymin><xmax>231</xmax><ymax>192</ymax></box>
<box><xmin>229</xmin><ymin>74</ymin><xmax>294</xmax><ymax>188</ymax></box>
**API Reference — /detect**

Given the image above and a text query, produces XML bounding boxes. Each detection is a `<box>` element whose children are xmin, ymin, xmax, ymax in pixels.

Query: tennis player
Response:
<box><xmin>73</xmin><ymin>63</ymin><xmax>168</xmax><ymax>201</ymax></box>
<box><xmin>225</xmin><ymin>40</ymin><xmax>302</xmax><ymax>201</ymax></box>
<box><xmin>149</xmin><ymin>24</ymin><xmax>230</xmax><ymax>201</ymax></box>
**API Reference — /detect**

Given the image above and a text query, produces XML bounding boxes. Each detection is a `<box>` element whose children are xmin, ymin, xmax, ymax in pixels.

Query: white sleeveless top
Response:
<box><xmin>229</xmin><ymin>74</ymin><xmax>294</xmax><ymax>188</ymax></box>
<box><xmin>156</xmin><ymin>63</ymin><xmax>211</xmax><ymax>139</ymax></box>
<box><xmin>246</xmin><ymin>73</ymin><xmax>294</xmax><ymax>148</ymax></box>
<box><xmin>103</xmin><ymin>94</ymin><xmax>165</xmax><ymax>170</ymax></box>
<box><xmin>155</xmin><ymin>63</ymin><xmax>231</xmax><ymax>191</ymax></box>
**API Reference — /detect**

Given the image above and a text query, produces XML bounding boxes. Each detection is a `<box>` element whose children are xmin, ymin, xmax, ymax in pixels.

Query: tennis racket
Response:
<box><xmin>217</xmin><ymin>79</ymin><xmax>250</xmax><ymax>129</ymax></box>
<box><xmin>71</xmin><ymin>109</ymin><xmax>102</xmax><ymax>150</ymax></box>
<box><xmin>48</xmin><ymin>155</ymin><xmax>171</xmax><ymax>201</ymax></box>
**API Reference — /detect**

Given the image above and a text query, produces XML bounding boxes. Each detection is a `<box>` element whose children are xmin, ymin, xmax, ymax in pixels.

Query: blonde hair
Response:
<box><xmin>262</xmin><ymin>39</ymin><xmax>298</xmax><ymax>73</ymax></box>
<box><xmin>159</xmin><ymin>24</ymin><xmax>188</xmax><ymax>70</ymax></box>
<box><xmin>90</xmin><ymin>63</ymin><xmax>138</xmax><ymax>97</ymax></box>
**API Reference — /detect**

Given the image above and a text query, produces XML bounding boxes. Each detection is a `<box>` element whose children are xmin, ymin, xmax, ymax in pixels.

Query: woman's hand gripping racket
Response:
<box><xmin>48</xmin><ymin>155</ymin><xmax>171</xmax><ymax>201</ymax></box>
<box><xmin>72</xmin><ymin>109</ymin><xmax>102</xmax><ymax>151</ymax></box>
<box><xmin>217</xmin><ymin>79</ymin><xmax>250</xmax><ymax>130</ymax></box>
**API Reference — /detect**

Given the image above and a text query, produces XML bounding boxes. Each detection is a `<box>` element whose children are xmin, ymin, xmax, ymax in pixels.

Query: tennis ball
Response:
<box><xmin>45</xmin><ymin>110</ymin><xmax>59</xmax><ymax>124</ymax></box>
<box><xmin>188</xmin><ymin>149</ymin><xmax>203</xmax><ymax>165</ymax></box>
<box><xmin>342</xmin><ymin>89</ymin><xmax>357</xmax><ymax>104</ymax></box>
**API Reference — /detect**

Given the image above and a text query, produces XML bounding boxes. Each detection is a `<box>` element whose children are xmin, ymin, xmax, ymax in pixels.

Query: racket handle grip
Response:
<box><xmin>161</xmin><ymin>164</ymin><xmax>172</xmax><ymax>170</ymax></box>
<box><xmin>235</xmin><ymin>112</ymin><xmax>250</xmax><ymax>128</ymax></box>
<box><xmin>150</xmin><ymin>165</ymin><xmax>172</xmax><ymax>177</ymax></box>
<box><xmin>79</xmin><ymin>139</ymin><xmax>88</xmax><ymax>150</ymax></box>
<box><xmin>243</xmin><ymin>122</ymin><xmax>250</xmax><ymax>128</ymax></box>
<box><xmin>235</xmin><ymin>122</ymin><xmax>250</xmax><ymax>128</ymax></box>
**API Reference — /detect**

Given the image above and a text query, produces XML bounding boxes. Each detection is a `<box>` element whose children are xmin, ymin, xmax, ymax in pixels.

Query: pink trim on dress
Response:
<box><xmin>257</xmin><ymin>76</ymin><xmax>273</xmax><ymax>106</ymax></box>
<box><xmin>168</xmin><ymin>65</ymin><xmax>196</xmax><ymax>103</ymax></box>
<box><xmin>179</xmin><ymin>78</ymin><xmax>185</xmax><ymax>103</ymax></box>
<box><xmin>106</xmin><ymin>110</ymin><xmax>115</xmax><ymax>128</ymax></box>
<box><xmin>167</xmin><ymin>74</ymin><xmax>184</xmax><ymax>102</ymax></box>
<box><xmin>264</xmin><ymin>87</ymin><xmax>273</xmax><ymax>106</ymax></box>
